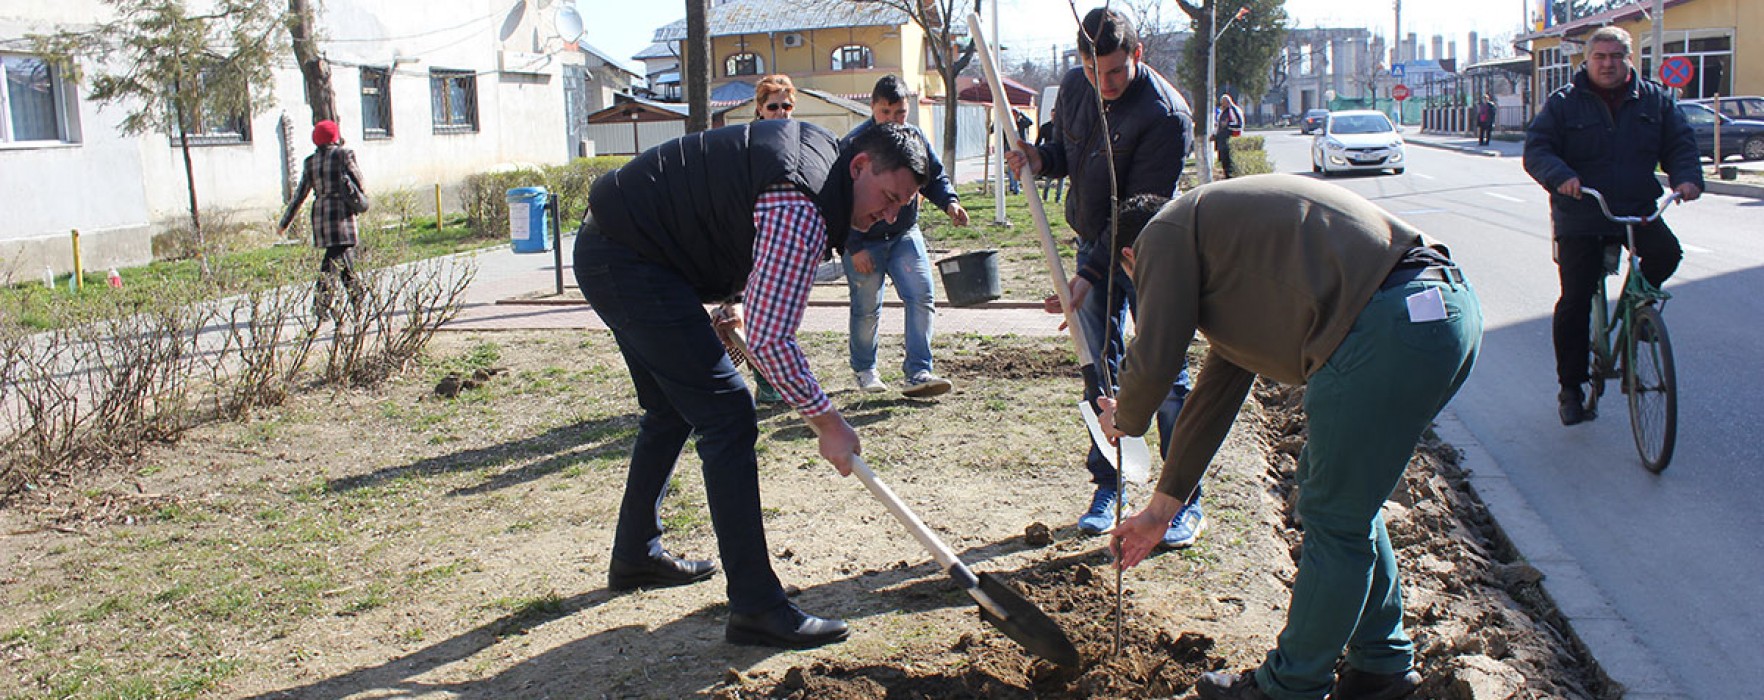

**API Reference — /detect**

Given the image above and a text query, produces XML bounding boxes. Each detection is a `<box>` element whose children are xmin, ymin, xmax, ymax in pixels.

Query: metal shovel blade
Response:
<box><xmin>974</xmin><ymin>572</ymin><xmax>1082</xmax><ymax>669</ymax></box>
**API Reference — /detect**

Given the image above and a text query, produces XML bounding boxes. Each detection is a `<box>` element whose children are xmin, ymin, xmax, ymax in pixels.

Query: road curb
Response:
<box><xmin>1432</xmin><ymin>411</ymin><xmax>1690</xmax><ymax>699</ymax></box>
<box><xmin>1655</xmin><ymin>171</ymin><xmax>1764</xmax><ymax>199</ymax></box>
<box><xmin>1405</xmin><ymin>138</ymin><xmax>1505</xmax><ymax>158</ymax></box>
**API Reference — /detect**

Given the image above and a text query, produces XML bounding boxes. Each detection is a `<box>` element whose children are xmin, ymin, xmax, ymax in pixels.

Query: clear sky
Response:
<box><xmin>578</xmin><ymin>0</ymin><xmax>1532</xmax><ymax>72</ymax></box>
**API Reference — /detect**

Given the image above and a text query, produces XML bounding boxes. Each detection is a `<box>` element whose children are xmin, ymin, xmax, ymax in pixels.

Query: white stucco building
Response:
<box><xmin>0</xmin><ymin>0</ymin><xmax>592</xmax><ymax>279</ymax></box>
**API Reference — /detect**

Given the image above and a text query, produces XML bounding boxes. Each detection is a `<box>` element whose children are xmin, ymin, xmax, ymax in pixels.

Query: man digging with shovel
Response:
<box><xmin>1099</xmin><ymin>178</ymin><xmax>1482</xmax><ymax>700</ymax></box>
<box><xmin>576</xmin><ymin>119</ymin><xmax>927</xmax><ymax>649</ymax></box>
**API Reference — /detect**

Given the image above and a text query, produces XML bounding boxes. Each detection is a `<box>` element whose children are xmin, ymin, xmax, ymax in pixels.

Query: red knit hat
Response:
<box><xmin>312</xmin><ymin>120</ymin><xmax>340</xmax><ymax>146</ymax></box>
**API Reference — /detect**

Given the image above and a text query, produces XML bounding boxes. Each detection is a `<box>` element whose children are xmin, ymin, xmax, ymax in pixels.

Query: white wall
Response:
<box><xmin>1</xmin><ymin>0</ymin><xmax>579</xmax><ymax>275</ymax></box>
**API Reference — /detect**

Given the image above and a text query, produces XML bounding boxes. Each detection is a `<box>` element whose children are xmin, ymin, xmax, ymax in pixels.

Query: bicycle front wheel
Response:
<box><xmin>1626</xmin><ymin>305</ymin><xmax>1677</xmax><ymax>472</ymax></box>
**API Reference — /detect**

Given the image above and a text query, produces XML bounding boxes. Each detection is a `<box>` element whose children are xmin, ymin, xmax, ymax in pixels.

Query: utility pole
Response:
<box><xmin>1392</xmin><ymin>0</ymin><xmax>1402</xmax><ymax>125</ymax></box>
<box><xmin>1651</xmin><ymin>0</ymin><xmax>1664</xmax><ymax>76</ymax></box>
<box><xmin>1200</xmin><ymin>4</ymin><xmax>1248</xmax><ymax>185</ymax></box>
<box><xmin>686</xmin><ymin>0</ymin><xmax>710</xmax><ymax>133</ymax></box>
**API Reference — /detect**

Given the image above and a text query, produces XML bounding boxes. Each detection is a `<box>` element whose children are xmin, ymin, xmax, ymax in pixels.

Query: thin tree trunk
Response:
<box><xmin>171</xmin><ymin>77</ymin><xmax>209</xmax><ymax>277</ymax></box>
<box><xmin>288</xmin><ymin>0</ymin><xmax>335</xmax><ymax>123</ymax></box>
<box><xmin>685</xmin><ymin>0</ymin><xmax>710</xmax><ymax>133</ymax></box>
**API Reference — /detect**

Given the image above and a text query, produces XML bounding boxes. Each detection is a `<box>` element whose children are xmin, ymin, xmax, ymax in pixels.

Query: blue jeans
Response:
<box><xmin>574</xmin><ymin>230</ymin><xmax>786</xmax><ymax>616</ymax></box>
<box><xmin>1075</xmin><ymin>238</ymin><xmax>1194</xmax><ymax>493</ymax></box>
<box><xmin>1256</xmin><ymin>277</ymin><xmax>1481</xmax><ymax>699</ymax></box>
<box><xmin>843</xmin><ymin>228</ymin><xmax>937</xmax><ymax>378</ymax></box>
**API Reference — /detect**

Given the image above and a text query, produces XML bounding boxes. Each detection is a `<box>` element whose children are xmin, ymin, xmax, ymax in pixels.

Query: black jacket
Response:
<box><xmin>1524</xmin><ymin>68</ymin><xmax>1702</xmax><ymax>236</ymax></box>
<box><xmin>586</xmin><ymin>120</ymin><xmax>851</xmax><ymax>301</ymax></box>
<box><xmin>1034</xmin><ymin>64</ymin><xmax>1192</xmax><ymax>285</ymax></box>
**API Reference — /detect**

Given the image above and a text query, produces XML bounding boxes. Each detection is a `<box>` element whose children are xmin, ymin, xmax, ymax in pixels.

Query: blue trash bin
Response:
<box><xmin>507</xmin><ymin>187</ymin><xmax>550</xmax><ymax>253</ymax></box>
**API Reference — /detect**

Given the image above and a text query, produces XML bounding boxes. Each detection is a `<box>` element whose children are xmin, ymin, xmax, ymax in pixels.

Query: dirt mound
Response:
<box><xmin>939</xmin><ymin>344</ymin><xmax>1077</xmax><ymax>380</ymax></box>
<box><xmin>712</xmin><ymin>380</ymin><xmax>1601</xmax><ymax>700</ymax></box>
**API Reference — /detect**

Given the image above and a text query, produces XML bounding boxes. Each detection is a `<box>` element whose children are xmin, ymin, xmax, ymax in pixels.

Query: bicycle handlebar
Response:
<box><xmin>1579</xmin><ymin>187</ymin><xmax>1681</xmax><ymax>226</ymax></box>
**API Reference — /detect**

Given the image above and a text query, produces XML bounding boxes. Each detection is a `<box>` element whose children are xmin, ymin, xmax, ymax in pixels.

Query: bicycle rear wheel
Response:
<box><xmin>1626</xmin><ymin>305</ymin><xmax>1677</xmax><ymax>472</ymax></box>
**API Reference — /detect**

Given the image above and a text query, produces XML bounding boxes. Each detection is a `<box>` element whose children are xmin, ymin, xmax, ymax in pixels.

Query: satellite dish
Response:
<box><xmin>556</xmin><ymin>1</ymin><xmax>585</xmax><ymax>43</ymax></box>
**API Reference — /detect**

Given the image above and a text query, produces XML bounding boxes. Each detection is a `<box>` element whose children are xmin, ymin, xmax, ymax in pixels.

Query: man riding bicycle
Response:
<box><xmin>1523</xmin><ymin>26</ymin><xmax>1702</xmax><ymax>426</ymax></box>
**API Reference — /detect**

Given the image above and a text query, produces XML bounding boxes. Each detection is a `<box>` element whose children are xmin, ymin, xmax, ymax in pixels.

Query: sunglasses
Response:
<box><xmin>764</xmin><ymin>102</ymin><xmax>795</xmax><ymax>112</ymax></box>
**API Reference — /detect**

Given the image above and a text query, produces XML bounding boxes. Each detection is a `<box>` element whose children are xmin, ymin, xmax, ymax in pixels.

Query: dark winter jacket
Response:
<box><xmin>1034</xmin><ymin>64</ymin><xmax>1193</xmax><ymax>285</ymax></box>
<box><xmin>1524</xmin><ymin>68</ymin><xmax>1702</xmax><ymax>236</ymax></box>
<box><xmin>840</xmin><ymin>118</ymin><xmax>958</xmax><ymax>244</ymax></box>
<box><xmin>586</xmin><ymin>119</ymin><xmax>852</xmax><ymax>302</ymax></box>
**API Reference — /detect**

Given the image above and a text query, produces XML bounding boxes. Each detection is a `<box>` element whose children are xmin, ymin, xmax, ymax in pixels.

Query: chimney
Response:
<box><xmin>1432</xmin><ymin>35</ymin><xmax>1444</xmax><ymax>63</ymax></box>
<box><xmin>1469</xmin><ymin>31</ymin><xmax>1480</xmax><ymax>64</ymax></box>
<box><xmin>1406</xmin><ymin>32</ymin><xmax>1418</xmax><ymax>62</ymax></box>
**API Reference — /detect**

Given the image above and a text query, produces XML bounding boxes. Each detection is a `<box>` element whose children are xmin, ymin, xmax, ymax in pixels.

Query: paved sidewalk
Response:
<box><xmin>442</xmin><ymin>235</ymin><xmax>1062</xmax><ymax>337</ymax></box>
<box><xmin>1404</xmin><ymin>129</ymin><xmax>1764</xmax><ymax>198</ymax></box>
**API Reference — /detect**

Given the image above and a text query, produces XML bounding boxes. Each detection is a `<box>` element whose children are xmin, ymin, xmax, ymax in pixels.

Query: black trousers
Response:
<box><xmin>1214</xmin><ymin>135</ymin><xmax>1234</xmax><ymax>179</ymax></box>
<box><xmin>316</xmin><ymin>245</ymin><xmax>361</xmax><ymax>313</ymax></box>
<box><xmin>1476</xmin><ymin>124</ymin><xmax>1492</xmax><ymax>145</ymax></box>
<box><xmin>1552</xmin><ymin>220</ymin><xmax>1682</xmax><ymax>387</ymax></box>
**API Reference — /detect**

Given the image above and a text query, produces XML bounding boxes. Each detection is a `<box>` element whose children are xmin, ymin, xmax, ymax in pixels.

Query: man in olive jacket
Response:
<box><xmin>1100</xmin><ymin>176</ymin><xmax>1482</xmax><ymax>700</ymax></box>
<box><xmin>1523</xmin><ymin>26</ymin><xmax>1702</xmax><ymax>426</ymax></box>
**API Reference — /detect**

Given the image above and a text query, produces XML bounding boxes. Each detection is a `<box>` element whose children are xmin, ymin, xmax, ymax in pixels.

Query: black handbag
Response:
<box><xmin>337</xmin><ymin>149</ymin><xmax>370</xmax><ymax>215</ymax></box>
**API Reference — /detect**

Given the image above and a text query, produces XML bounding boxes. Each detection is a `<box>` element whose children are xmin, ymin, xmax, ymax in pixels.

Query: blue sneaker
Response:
<box><xmin>1160</xmin><ymin>502</ymin><xmax>1205</xmax><ymax>549</ymax></box>
<box><xmin>1077</xmin><ymin>486</ymin><xmax>1123</xmax><ymax>535</ymax></box>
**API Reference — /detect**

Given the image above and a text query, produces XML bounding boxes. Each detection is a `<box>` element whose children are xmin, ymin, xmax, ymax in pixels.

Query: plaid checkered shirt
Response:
<box><xmin>746</xmin><ymin>185</ymin><xmax>832</xmax><ymax>417</ymax></box>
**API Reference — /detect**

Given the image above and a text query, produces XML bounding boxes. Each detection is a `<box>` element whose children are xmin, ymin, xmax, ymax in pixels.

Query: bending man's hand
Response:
<box><xmin>805</xmin><ymin>410</ymin><xmax>859</xmax><ymax>476</ymax></box>
<box><xmin>1097</xmin><ymin>396</ymin><xmax>1124</xmax><ymax>443</ymax></box>
<box><xmin>1111</xmin><ymin>492</ymin><xmax>1184</xmax><ymax>569</ymax></box>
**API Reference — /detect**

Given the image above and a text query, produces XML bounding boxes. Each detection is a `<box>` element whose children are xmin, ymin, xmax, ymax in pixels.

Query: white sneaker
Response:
<box><xmin>901</xmin><ymin>372</ymin><xmax>952</xmax><ymax>398</ymax></box>
<box><xmin>855</xmin><ymin>369</ymin><xmax>889</xmax><ymax>393</ymax></box>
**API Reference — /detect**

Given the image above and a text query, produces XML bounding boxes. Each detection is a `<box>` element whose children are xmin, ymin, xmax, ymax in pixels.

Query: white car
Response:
<box><xmin>1311</xmin><ymin>110</ymin><xmax>1406</xmax><ymax>176</ymax></box>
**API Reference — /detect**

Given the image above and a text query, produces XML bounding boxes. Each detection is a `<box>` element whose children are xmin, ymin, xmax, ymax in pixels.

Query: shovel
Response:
<box><xmin>967</xmin><ymin>12</ymin><xmax>1150</xmax><ymax>486</ymax></box>
<box><xmin>850</xmin><ymin>454</ymin><xmax>1081</xmax><ymax>670</ymax></box>
<box><xmin>717</xmin><ymin>320</ymin><xmax>1079</xmax><ymax>669</ymax></box>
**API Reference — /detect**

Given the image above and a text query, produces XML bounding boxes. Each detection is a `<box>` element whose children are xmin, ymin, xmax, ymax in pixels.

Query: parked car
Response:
<box><xmin>1690</xmin><ymin>95</ymin><xmax>1764</xmax><ymax>121</ymax></box>
<box><xmin>1300</xmin><ymin>108</ymin><xmax>1329</xmax><ymax>134</ymax></box>
<box><xmin>1676</xmin><ymin>101</ymin><xmax>1764</xmax><ymax>162</ymax></box>
<box><xmin>1311</xmin><ymin>110</ymin><xmax>1406</xmax><ymax>176</ymax></box>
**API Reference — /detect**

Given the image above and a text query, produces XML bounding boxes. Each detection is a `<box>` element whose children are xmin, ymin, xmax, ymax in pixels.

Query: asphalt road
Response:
<box><xmin>1261</xmin><ymin>131</ymin><xmax>1764</xmax><ymax>700</ymax></box>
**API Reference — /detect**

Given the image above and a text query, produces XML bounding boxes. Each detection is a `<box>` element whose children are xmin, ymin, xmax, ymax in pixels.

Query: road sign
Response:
<box><xmin>1660</xmin><ymin>55</ymin><xmax>1695</xmax><ymax>89</ymax></box>
<box><xmin>1391</xmin><ymin>64</ymin><xmax>1406</xmax><ymax>80</ymax></box>
<box><xmin>1392</xmin><ymin>84</ymin><xmax>1411</xmax><ymax>101</ymax></box>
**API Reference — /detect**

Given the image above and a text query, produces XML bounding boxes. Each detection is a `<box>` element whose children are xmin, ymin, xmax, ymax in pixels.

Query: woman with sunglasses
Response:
<box><xmin>754</xmin><ymin>74</ymin><xmax>796</xmax><ymax>121</ymax></box>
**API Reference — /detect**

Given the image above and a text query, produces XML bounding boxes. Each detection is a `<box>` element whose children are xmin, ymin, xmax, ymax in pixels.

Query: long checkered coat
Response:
<box><xmin>279</xmin><ymin>145</ymin><xmax>365</xmax><ymax>248</ymax></box>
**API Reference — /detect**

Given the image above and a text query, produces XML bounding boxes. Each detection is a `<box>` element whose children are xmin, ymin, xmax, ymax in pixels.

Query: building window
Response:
<box><xmin>2</xmin><ymin>53</ymin><xmax>71</xmax><ymax>143</ymax></box>
<box><xmin>430</xmin><ymin>69</ymin><xmax>478</xmax><ymax>133</ymax></box>
<box><xmin>831</xmin><ymin>45</ymin><xmax>873</xmax><ymax>71</ymax></box>
<box><xmin>361</xmin><ymin>67</ymin><xmax>392</xmax><ymax>139</ymax></box>
<box><xmin>174</xmin><ymin>68</ymin><xmax>250</xmax><ymax>145</ymax></box>
<box><xmin>1537</xmin><ymin>46</ymin><xmax>1571</xmax><ymax>98</ymax></box>
<box><xmin>725</xmin><ymin>52</ymin><xmax>762</xmax><ymax>77</ymax></box>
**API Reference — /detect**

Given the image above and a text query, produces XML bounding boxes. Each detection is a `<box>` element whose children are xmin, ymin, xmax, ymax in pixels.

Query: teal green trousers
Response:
<box><xmin>1255</xmin><ymin>277</ymin><xmax>1482</xmax><ymax>700</ymax></box>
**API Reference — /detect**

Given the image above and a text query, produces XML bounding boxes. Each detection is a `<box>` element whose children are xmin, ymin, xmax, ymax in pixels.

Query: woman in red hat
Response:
<box><xmin>278</xmin><ymin>119</ymin><xmax>368</xmax><ymax>322</ymax></box>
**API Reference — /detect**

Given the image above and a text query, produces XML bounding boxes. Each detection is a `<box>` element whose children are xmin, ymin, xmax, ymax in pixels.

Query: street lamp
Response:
<box><xmin>1200</xmin><ymin>5</ymin><xmax>1249</xmax><ymax>184</ymax></box>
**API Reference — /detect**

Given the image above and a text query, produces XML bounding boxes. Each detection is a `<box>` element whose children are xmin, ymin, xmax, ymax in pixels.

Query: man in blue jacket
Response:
<box><xmin>841</xmin><ymin>74</ymin><xmax>968</xmax><ymax>398</ymax></box>
<box><xmin>1524</xmin><ymin>26</ymin><xmax>1702</xmax><ymax>426</ymax></box>
<box><xmin>1005</xmin><ymin>6</ymin><xmax>1202</xmax><ymax>548</ymax></box>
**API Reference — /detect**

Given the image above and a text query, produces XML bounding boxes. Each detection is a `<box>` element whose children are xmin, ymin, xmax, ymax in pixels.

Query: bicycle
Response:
<box><xmin>1575</xmin><ymin>187</ymin><xmax>1681</xmax><ymax>473</ymax></box>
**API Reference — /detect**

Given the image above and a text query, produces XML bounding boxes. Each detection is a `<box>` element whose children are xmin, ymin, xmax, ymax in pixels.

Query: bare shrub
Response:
<box><xmin>152</xmin><ymin>210</ymin><xmax>277</xmax><ymax>262</ymax></box>
<box><xmin>320</xmin><ymin>253</ymin><xmax>476</xmax><ymax>387</ymax></box>
<box><xmin>209</xmin><ymin>279</ymin><xmax>320</xmax><ymax>417</ymax></box>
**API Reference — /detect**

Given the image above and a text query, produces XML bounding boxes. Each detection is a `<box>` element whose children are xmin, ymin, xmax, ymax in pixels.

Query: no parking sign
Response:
<box><xmin>1660</xmin><ymin>56</ymin><xmax>1694</xmax><ymax>89</ymax></box>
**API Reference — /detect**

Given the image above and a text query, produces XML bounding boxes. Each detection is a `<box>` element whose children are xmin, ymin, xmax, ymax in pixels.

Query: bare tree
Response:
<box><xmin>862</xmin><ymin>0</ymin><xmax>979</xmax><ymax>169</ymax></box>
<box><xmin>287</xmin><ymin>0</ymin><xmax>335</xmax><ymax>123</ymax></box>
<box><xmin>685</xmin><ymin>0</ymin><xmax>710</xmax><ymax>133</ymax></box>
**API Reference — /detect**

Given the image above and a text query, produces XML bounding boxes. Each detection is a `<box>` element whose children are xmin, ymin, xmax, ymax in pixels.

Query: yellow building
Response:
<box><xmin>1516</xmin><ymin>0</ymin><xmax>1761</xmax><ymax>103</ymax></box>
<box><xmin>650</xmin><ymin>0</ymin><xmax>956</xmax><ymax>136</ymax></box>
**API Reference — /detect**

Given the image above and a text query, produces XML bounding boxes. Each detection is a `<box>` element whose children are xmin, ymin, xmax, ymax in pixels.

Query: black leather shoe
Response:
<box><xmin>726</xmin><ymin>602</ymin><xmax>849</xmax><ymax>649</ymax></box>
<box><xmin>1330</xmin><ymin>667</ymin><xmax>1421</xmax><ymax>700</ymax></box>
<box><xmin>607</xmin><ymin>552</ymin><xmax>717</xmax><ymax>591</ymax></box>
<box><xmin>1558</xmin><ymin>386</ymin><xmax>1589</xmax><ymax>426</ymax></box>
